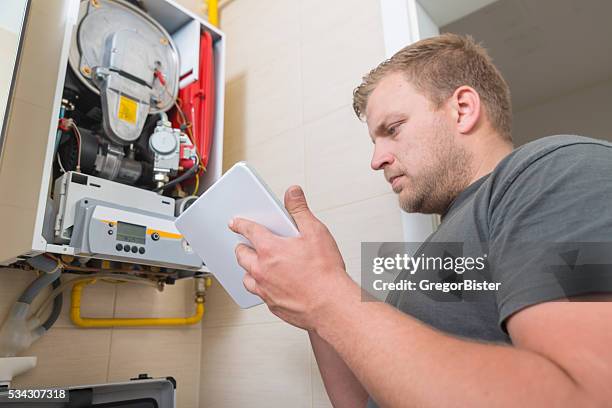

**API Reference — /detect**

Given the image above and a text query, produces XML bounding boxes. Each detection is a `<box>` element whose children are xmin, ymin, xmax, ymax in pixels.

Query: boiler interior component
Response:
<box><xmin>53</xmin><ymin>171</ymin><xmax>175</xmax><ymax>244</ymax></box>
<box><xmin>175</xmin><ymin>195</ymin><xmax>198</xmax><ymax>217</ymax></box>
<box><xmin>56</xmin><ymin>120</ymin><xmax>153</xmax><ymax>186</ymax></box>
<box><xmin>0</xmin><ymin>0</ymin><xmax>225</xmax><ymax>275</ymax></box>
<box><xmin>149</xmin><ymin>115</ymin><xmax>183</xmax><ymax>184</ymax></box>
<box><xmin>70</xmin><ymin>198</ymin><xmax>200</xmax><ymax>269</ymax></box>
<box><xmin>68</xmin><ymin>0</ymin><xmax>180</xmax><ymax>145</ymax></box>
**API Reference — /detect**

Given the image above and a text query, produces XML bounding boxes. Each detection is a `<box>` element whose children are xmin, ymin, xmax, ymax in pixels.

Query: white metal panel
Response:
<box><xmin>0</xmin><ymin>0</ymin><xmax>76</xmax><ymax>262</ymax></box>
<box><xmin>173</xmin><ymin>19</ymin><xmax>200</xmax><ymax>88</ymax></box>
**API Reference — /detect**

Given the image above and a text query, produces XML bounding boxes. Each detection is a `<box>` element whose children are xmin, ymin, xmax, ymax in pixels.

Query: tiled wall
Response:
<box><xmin>200</xmin><ymin>0</ymin><xmax>404</xmax><ymax>406</ymax></box>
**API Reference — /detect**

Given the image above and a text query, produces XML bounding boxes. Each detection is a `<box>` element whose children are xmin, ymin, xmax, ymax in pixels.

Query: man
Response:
<box><xmin>229</xmin><ymin>33</ymin><xmax>612</xmax><ymax>407</ymax></box>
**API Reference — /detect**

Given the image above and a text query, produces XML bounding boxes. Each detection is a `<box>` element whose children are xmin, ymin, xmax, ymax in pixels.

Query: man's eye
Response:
<box><xmin>387</xmin><ymin>124</ymin><xmax>400</xmax><ymax>136</ymax></box>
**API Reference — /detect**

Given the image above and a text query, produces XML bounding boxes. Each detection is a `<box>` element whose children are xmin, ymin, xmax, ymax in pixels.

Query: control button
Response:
<box><xmin>138</xmin><ymin>247</ymin><xmax>145</xmax><ymax>254</ymax></box>
<box><xmin>131</xmin><ymin>246</ymin><xmax>138</xmax><ymax>253</ymax></box>
<box><xmin>108</xmin><ymin>229</ymin><xmax>114</xmax><ymax>235</ymax></box>
<box><xmin>108</xmin><ymin>222</ymin><xmax>114</xmax><ymax>227</ymax></box>
<box><xmin>151</xmin><ymin>232</ymin><xmax>160</xmax><ymax>241</ymax></box>
<box><xmin>123</xmin><ymin>245</ymin><xmax>131</xmax><ymax>252</ymax></box>
<box><xmin>116</xmin><ymin>243</ymin><xmax>123</xmax><ymax>251</ymax></box>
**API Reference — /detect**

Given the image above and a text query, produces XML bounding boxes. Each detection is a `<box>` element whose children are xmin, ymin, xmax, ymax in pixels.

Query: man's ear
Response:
<box><xmin>450</xmin><ymin>86</ymin><xmax>481</xmax><ymax>134</ymax></box>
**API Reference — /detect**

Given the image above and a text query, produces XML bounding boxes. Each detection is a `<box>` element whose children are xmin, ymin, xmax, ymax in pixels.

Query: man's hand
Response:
<box><xmin>229</xmin><ymin>185</ymin><xmax>354</xmax><ymax>330</ymax></box>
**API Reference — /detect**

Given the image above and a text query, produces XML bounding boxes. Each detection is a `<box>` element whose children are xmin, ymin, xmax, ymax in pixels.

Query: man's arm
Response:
<box><xmin>309</xmin><ymin>330</ymin><xmax>369</xmax><ymax>408</ymax></box>
<box><xmin>230</xmin><ymin>186</ymin><xmax>612</xmax><ymax>407</ymax></box>
<box><xmin>318</xmin><ymin>276</ymin><xmax>612</xmax><ymax>408</ymax></box>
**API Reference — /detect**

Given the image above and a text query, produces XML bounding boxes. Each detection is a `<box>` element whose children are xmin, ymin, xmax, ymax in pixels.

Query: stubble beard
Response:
<box><xmin>397</xmin><ymin>123</ymin><xmax>474</xmax><ymax>215</ymax></box>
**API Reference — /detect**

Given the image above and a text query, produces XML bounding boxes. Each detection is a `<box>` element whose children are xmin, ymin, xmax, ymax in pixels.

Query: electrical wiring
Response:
<box><xmin>174</xmin><ymin>98</ymin><xmax>205</xmax><ymax>195</ymax></box>
<box><xmin>155</xmin><ymin>154</ymin><xmax>200</xmax><ymax>192</ymax></box>
<box><xmin>44</xmin><ymin>254</ymin><xmax>171</xmax><ymax>278</ymax></box>
<box><xmin>56</xmin><ymin>153</ymin><xmax>67</xmax><ymax>173</ymax></box>
<box><xmin>57</xmin><ymin>118</ymin><xmax>82</xmax><ymax>172</ymax></box>
<box><xmin>154</xmin><ymin>69</ymin><xmax>205</xmax><ymax>195</ymax></box>
<box><xmin>175</xmin><ymin>97</ymin><xmax>206</xmax><ymax>174</ymax></box>
<box><xmin>62</xmin><ymin>266</ymin><xmax>171</xmax><ymax>278</ymax></box>
<box><xmin>193</xmin><ymin>172</ymin><xmax>200</xmax><ymax>195</ymax></box>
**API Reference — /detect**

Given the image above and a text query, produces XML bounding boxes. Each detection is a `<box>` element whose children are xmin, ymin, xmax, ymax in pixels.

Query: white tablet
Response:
<box><xmin>175</xmin><ymin>161</ymin><xmax>300</xmax><ymax>308</ymax></box>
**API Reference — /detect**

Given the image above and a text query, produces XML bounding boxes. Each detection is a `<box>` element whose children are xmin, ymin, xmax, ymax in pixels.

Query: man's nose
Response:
<box><xmin>371</xmin><ymin>143</ymin><xmax>394</xmax><ymax>171</ymax></box>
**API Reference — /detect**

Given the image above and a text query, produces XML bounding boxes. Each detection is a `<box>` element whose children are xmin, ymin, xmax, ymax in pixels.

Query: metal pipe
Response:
<box><xmin>70</xmin><ymin>280</ymin><xmax>205</xmax><ymax>328</ymax></box>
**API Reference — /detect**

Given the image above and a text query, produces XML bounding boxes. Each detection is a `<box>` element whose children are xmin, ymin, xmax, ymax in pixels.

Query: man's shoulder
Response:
<box><xmin>494</xmin><ymin>135</ymin><xmax>612</xmax><ymax>181</ymax></box>
<box><xmin>484</xmin><ymin>135</ymin><xmax>612</xmax><ymax>209</ymax></box>
<box><xmin>509</xmin><ymin>134</ymin><xmax>611</xmax><ymax>163</ymax></box>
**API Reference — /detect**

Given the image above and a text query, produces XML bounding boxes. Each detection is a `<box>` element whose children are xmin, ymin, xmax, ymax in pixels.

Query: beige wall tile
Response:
<box><xmin>201</xmin><ymin>279</ymin><xmax>281</xmax><ymax>329</ymax></box>
<box><xmin>108</xmin><ymin>328</ymin><xmax>202</xmax><ymax>408</ymax></box>
<box><xmin>200</xmin><ymin>322</ymin><xmax>311</xmax><ymax>408</ymax></box>
<box><xmin>173</xmin><ymin>0</ymin><xmax>207</xmax><ymax>18</ymax></box>
<box><xmin>223</xmin><ymin>74</ymin><xmax>249</xmax><ymax>155</ymax></box>
<box><xmin>223</xmin><ymin>127</ymin><xmax>305</xmax><ymax>198</ymax></box>
<box><xmin>51</xmin><ymin>279</ymin><xmax>116</xmax><ymax>329</ymax></box>
<box><xmin>223</xmin><ymin>45</ymin><xmax>303</xmax><ymax>152</ymax></box>
<box><xmin>12</xmin><ymin>328</ymin><xmax>111</xmax><ymax>388</ymax></box>
<box><xmin>222</xmin><ymin>0</ymin><xmax>301</xmax><ymax>80</ymax></box>
<box><xmin>113</xmin><ymin>278</ymin><xmax>199</xmax><ymax>328</ymax></box>
<box><xmin>303</xmin><ymin>105</ymin><xmax>389</xmax><ymax>211</ymax></box>
<box><xmin>316</xmin><ymin>193</ymin><xmax>404</xmax><ymax>262</ymax></box>
<box><xmin>300</xmin><ymin>0</ymin><xmax>385</xmax><ymax>122</ymax></box>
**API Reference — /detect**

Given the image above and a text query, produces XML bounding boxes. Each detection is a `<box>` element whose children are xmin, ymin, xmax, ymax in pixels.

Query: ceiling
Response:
<box><xmin>441</xmin><ymin>0</ymin><xmax>612</xmax><ymax>111</ymax></box>
<box><xmin>419</xmin><ymin>0</ymin><xmax>498</xmax><ymax>26</ymax></box>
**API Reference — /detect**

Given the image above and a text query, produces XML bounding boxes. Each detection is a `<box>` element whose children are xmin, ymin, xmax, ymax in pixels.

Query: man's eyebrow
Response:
<box><xmin>373</xmin><ymin>114</ymin><xmax>405</xmax><ymax>136</ymax></box>
<box><xmin>373</xmin><ymin>121</ymin><xmax>388</xmax><ymax>137</ymax></box>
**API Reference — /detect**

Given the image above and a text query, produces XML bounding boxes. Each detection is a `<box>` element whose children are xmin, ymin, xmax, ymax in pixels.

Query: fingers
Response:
<box><xmin>284</xmin><ymin>185</ymin><xmax>315</xmax><ymax>232</ymax></box>
<box><xmin>236</xmin><ymin>244</ymin><xmax>263</xmax><ymax>297</ymax></box>
<box><xmin>229</xmin><ymin>217</ymin><xmax>274</xmax><ymax>248</ymax></box>
<box><xmin>235</xmin><ymin>243</ymin><xmax>258</xmax><ymax>273</ymax></box>
<box><xmin>243</xmin><ymin>272</ymin><xmax>260</xmax><ymax>296</ymax></box>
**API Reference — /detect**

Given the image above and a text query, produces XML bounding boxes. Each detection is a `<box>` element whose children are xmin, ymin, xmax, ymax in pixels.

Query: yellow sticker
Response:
<box><xmin>118</xmin><ymin>95</ymin><xmax>138</xmax><ymax>124</ymax></box>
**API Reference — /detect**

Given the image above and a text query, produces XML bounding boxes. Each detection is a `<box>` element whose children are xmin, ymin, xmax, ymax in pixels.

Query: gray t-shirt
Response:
<box><xmin>366</xmin><ymin>135</ymin><xmax>612</xmax><ymax>408</ymax></box>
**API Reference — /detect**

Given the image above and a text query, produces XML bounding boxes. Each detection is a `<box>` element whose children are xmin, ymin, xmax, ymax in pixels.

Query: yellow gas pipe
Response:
<box><xmin>207</xmin><ymin>0</ymin><xmax>219</xmax><ymax>27</ymax></box>
<box><xmin>70</xmin><ymin>279</ymin><xmax>205</xmax><ymax>328</ymax></box>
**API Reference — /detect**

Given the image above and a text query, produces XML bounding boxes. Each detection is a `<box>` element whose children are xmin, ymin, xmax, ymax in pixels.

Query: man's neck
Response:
<box><xmin>469</xmin><ymin>137</ymin><xmax>514</xmax><ymax>184</ymax></box>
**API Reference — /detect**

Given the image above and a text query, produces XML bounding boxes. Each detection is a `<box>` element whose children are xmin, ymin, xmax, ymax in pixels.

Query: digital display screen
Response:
<box><xmin>116</xmin><ymin>221</ymin><xmax>146</xmax><ymax>244</ymax></box>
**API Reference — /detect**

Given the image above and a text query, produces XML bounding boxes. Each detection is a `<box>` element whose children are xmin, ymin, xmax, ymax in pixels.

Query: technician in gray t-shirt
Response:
<box><xmin>230</xmin><ymin>33</ymin><xmax>612</xmax><ymax>407</ymax></box>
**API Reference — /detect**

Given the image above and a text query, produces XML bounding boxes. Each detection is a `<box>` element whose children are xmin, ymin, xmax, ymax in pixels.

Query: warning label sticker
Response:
<box><xmin>118</xmin><ymin>95</ymin><xmax>138</xmax><ymax>124</ymax></box>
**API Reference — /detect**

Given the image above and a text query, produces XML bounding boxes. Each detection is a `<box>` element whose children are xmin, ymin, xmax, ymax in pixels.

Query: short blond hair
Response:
<box><xmin>353</xmin><ymin>33</ymin><xmax>512</xmax><ymax>140</ymax></box>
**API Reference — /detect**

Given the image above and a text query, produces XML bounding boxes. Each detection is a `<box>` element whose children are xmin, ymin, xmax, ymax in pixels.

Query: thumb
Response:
<box><xmin>284</xmin><ymin>185</ymin><xmax>314</xmax><ymax>230</ymax></box>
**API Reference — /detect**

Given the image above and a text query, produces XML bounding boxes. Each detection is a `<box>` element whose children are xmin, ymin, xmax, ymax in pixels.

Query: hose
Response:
<box><xmin>41</xmin><ymin>278</ymin><xmax>62</xmax><ymax>331</ymax></box>
<box><xmin>155</xmin><ymin>154</ymin><xmax>200</xmax><ymax>192</ymax></box>
<box><xmin>0</xmin><ymin>256</ymin><xmax>61</xmax><ymax>356</ymax></box>
<box><xmin>31</xmin><ymin>274</ymin><xmax>159</xmax><ymax>321</ymax></box>
<box><xmin>19</xmin><ymin>256</ymin><xmax>61</xmax><ymax>304</ymax></box>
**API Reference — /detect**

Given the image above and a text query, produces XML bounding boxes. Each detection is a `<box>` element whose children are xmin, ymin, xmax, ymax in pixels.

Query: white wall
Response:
<box><xmin>513</xmin><ymin>77</ymin><xmax>612</xmax><ymax>146</ymax></box>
